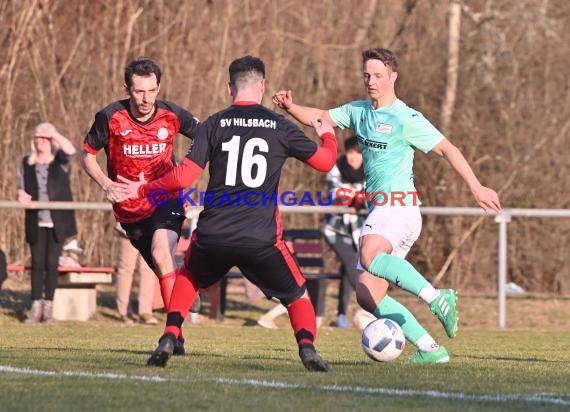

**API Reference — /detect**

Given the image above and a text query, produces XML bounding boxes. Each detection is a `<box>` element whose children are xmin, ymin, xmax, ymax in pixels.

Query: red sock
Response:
<box><xmin>287</xmin><ymin>297</ymin><xmax>316</xmax><ymax>347</ymax></box>
<box><xmin>158</xmin><ymin>271</ymin><xmax>176</xmax><ymax>310</ymax></box>
<box><xmin>163</xmin><ymin>266</ymin><xmax>199</xmax><ymax>338</ymax></box>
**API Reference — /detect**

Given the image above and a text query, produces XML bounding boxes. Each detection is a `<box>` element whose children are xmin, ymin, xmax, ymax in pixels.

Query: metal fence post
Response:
<box><xmin>495</xmin><ymin>212</ymin><xmax>511</xmax><ymax>328</ymax></box>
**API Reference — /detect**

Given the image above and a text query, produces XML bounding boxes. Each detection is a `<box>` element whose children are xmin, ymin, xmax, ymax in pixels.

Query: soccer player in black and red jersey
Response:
<box><xmin>116</xmin><ymin>55</ymin><xmax>338</xmax><ymax>372</ymax></box>
<box><xmin>82</xmin><ymin>58</ymin><xmax>199</xmax><ymax>354</ymax></box>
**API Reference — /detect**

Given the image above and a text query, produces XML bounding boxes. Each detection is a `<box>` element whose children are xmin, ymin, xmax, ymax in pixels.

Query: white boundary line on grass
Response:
<box><xmin>0</xmin><ymin>365</ymin><xmax>170</xmax><ymax>382</ymax></box>
<box><xmin>1</xmin><ymin>365</ymin><xmax>569</xmax><ymax>406</ymax></box>
<box><xmin>217</xmin><ymin>378</ymin><xmax>570</xmax><ymax>406</ymax></box>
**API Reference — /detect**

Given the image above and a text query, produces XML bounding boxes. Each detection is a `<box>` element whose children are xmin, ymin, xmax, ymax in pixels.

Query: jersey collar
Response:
<box><xmin>233</xmin><ymin>101</ymin><xmax>258</xmax><ymax>106</ymax></box>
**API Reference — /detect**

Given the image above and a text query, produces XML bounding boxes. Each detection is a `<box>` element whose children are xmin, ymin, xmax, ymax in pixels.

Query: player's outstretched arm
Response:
<box><xmin>432</xmin><ymin>138</ymin><xmax>502</xmax><ymax>213</ymax></box>
<box><xmin>272</xmin><ymin>90</ymin><xmax>336</xmax><ymax>128</ymax></box>
<box><xmin>115</xmin><ymin>158</ymin><xmax>204</xmax><ymax>201</ymax></box>
<box><xmin>304</xmin><ymin>118</ymin><xmax>338</xmax><ymax>172</ymax></box>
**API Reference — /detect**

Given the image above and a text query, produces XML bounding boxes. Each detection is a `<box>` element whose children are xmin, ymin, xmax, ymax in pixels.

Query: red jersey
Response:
<box><xmin>84</xmin><ymin>99</ymin><xmax>198</xmax><ymax>223</ymax></box>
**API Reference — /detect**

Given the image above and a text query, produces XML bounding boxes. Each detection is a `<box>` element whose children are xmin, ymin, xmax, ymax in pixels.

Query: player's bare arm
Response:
<box><xmin>432</xmin><ymin>138</ymin><xmax>502</xmax><ymax>213</ymax></box>
<box><xmin>81</xmin><ymin>150</ymin><xmax>126</xmax><ymax>204</ymax></box>
<box><xmin>115</xmin><ymin>157</ymin><xmax>204</xmax><ymax>202</ymax></box>
<box><xmin>272</xmin><ymin>89</ymin><xmax>336</xmax><ymax>127</ymax></box>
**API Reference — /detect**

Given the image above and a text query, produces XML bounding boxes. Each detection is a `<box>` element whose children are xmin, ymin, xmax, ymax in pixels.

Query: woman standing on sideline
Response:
<box><xmin>17</xmin><ymin>122</ymin><xmax>77</xmax><ymax>323</ymax></box>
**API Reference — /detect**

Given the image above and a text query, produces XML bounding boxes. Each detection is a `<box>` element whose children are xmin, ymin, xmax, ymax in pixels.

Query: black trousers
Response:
<box><xmin>326</xmin><ymin>241</ymin><xmax>358</xmax><ymax>316</ymax></box>
<box><xmin>29</xmin><ymin>227</ymin><xmax>63</xmax><ymax>300</ymax></box>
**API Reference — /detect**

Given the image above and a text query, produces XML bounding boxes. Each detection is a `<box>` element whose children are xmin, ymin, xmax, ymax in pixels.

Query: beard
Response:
<box><xmin>132</xmin><ymin>102</ymin><xmax>155</xmax><ymax>118</ymax></box>
<box><xmin>138</xmin><ymin>103</ymin><xmax>153</xmax><ymax>113</ymax></box>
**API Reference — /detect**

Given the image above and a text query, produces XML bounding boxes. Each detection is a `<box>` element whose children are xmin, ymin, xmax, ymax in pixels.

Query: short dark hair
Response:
<box><xmin>228</xmin><ymin>56</ymin><xmax>265</xmax><ymax>89</ymax></box>
<box><xmin>344</xmin><ymin>136</ymin><xmax>360</xmax><ymax>152</ymax></box>
<box><xmin>124</xmin><ymin>57</ymin><xmax>162</xmax><ymax>89</ymax></box>
<box><xmin>362</xmin><ymin>48</ymin><xmax>398</xmax><ymax>72</ymax></box>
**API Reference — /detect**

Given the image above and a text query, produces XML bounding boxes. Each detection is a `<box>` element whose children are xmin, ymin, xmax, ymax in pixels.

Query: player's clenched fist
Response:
<box><xmin>272</xmin><ymin>90</ymin><xmax>293</xmax><ymax>110</ymax></box>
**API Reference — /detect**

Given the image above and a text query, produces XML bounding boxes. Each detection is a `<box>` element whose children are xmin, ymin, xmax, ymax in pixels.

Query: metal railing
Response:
<box><xmin>2</xmin><ymin>200</ymin><xmax>569</xmax><ymax>328</ymax></box>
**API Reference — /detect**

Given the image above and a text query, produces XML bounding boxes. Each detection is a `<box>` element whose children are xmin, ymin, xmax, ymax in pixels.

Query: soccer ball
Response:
<box><xmin>361</xmin><ymin>318</ymin><xmax>405</xmax><ymax>362</ymax></box>
<box><xmin>353</xmin><ymin>309</ymin><xmax>376</xmax><ymax>330</ymax></box>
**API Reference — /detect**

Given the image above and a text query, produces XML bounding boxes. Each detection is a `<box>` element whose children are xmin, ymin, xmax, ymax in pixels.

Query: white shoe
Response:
<box><xmin>25</xmin><ymin>300</ymin><xmax>44</xmax><ymax>324</ymax></box>
<box><xmin>316</xmin><ymin>316</ymin><xmax>323</xmax><ymax>329</ymax></box>
<box><xmin>353</xmin><ymin>309</ymin><xmax>376</xmax><ymax>330</ymax></box>
<box><xmin>140</xmin><ymin>314</ymin><xmax>159</xmax><ymax>325</ymax></box>
<box><xmin>257</xmin><ymin>316</ymin><xmax>278</xmax><ymax>329</ymax></box>
<box><xmin>189</xmin><ymin>312</ymin><xmax>201</xmax><ymax>324</ymax></box>
<box><xmin>334</xmin><ymin>314</ymin><xmax>349</xmax><ymax>328</ymax></box>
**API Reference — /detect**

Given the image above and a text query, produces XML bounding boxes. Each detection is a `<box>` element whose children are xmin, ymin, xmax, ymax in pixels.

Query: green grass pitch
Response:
<box><xmin>1</xmin><ymin>323</ymin><xmax>569</xmax><ymax>411</ymax></box>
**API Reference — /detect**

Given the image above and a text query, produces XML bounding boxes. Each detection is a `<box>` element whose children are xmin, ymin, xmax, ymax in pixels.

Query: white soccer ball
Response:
<box><xmin>353</xmin><ymin>309</ymin><xmax>377</xmax><ymax>330</ymax></box>
<box><xmin>361</xmin><ymin>318</ymin><xmax>406</xmax><ymax>362</ymax></box>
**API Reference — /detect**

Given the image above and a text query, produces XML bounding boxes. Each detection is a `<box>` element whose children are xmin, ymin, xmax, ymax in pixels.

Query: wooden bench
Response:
<box><xmin>282</xmin><ymin>229</ymin><xmax>341</xmax><ymax>317</ymax></box>
<box><xmin>7</xmin><ymin>265</ymin><xmax>114</xmax><ymax>321</ymax></box>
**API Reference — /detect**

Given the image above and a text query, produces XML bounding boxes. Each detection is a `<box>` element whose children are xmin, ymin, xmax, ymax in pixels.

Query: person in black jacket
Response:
<box><xmin>0</xmin><ymin>248</ymin><xmax>7</xmax><ymax>290</ymax></box>
<box><xmin>17</xmin><ymin>122</ymin><xmax>77</xmax><ymax>323</ymax></box>
<box><xmin>322</xmin><ymin>136</ymin><xmax>365</xmax><ymax>328</ymax></box>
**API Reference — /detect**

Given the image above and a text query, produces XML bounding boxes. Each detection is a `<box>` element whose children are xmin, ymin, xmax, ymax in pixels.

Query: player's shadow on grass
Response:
<box><xmin>218</xmin><ymin>298</ymin><xmax>273</xmax><ymax>326</ymax></box>
<box><xmin>97</xmin><ymin>288</ymin><xmax>161</xmax><ymax>323</ymax></box>
<box><xmin>97</xmin><ymin>288</ymin><xmax>118</xmax><ymax>310</ymax></box>
<box><xmin>96</xmin><ymin>284</ymin><xmax>278</xmax><ymax>327</ymax></box>
<box><xmin>110</xmin><ymin>348</ymin><xmax>158</xmax><ymax>356</ymax></box>
<box><xmin>461</xmin><ymin>354</ymin><xmax>561</xmax><ymax>363</ymax></box>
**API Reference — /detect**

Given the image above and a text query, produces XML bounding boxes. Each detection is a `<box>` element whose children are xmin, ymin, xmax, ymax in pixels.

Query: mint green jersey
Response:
<box><xmin>329</xmin><ymin>99</ymin><xmax>443</xmax><ymax>208</ymax></box>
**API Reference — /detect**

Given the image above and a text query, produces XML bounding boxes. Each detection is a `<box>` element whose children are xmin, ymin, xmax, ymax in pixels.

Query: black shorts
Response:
<box><xmin>121</xmin><ymin>199</ymin><xmax>184</xmax><ymax>270</ymax></box>
<box><xmin>184</xmin><ymin>232</ymin><xmax>307</xmax><ymax>305</ymax></box>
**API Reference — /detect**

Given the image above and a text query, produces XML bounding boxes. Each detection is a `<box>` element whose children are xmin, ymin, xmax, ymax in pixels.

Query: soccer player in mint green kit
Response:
<box><xmin>273</xmin><ymin>48</ymin><xmax>502</xmax><ymax>364</ymax></box>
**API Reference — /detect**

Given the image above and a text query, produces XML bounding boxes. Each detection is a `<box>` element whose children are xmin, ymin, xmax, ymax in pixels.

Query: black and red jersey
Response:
<box><xmin>187</xmin><ymin>103</ymin><xmax>319</xmax><ymax>246</ymax></box>
<box><xmin>84</xmin><ymin>99</ymin><xmax>198</xmax><ymax>223</ymax></box>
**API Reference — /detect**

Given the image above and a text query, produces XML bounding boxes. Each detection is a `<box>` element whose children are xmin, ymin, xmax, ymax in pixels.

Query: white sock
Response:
<box><xmin>415</xmin><ymin>333</ymin><xmax>439</xmax><ymax>352</ymax></box>
<box><xmin>418</xmin><ymin>285</ymin><xmax>440</xmax><ymax>304</ymax></box>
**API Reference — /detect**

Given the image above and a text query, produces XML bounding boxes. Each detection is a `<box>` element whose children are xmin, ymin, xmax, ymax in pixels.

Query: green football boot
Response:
<box><xmin>429</xmin><ymin>289</ymin><xmax>458</xmax><ymax>338</ymax></box>
<box><xmin>408</xmin><ymin>346</ymin><xmax>450</xmax><ymax>364</ymax></box>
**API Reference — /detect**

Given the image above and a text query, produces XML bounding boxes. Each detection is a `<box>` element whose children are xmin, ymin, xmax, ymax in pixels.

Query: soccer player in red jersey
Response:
<box><xmin>82</xmin><ymin>58</ymin><xmax>199</xmax><ymax>354</ymax></box>
<box><xmin>116</xmin><ymin>56</ymin><xmax>337</xmax><ymax>372</ymax></box>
